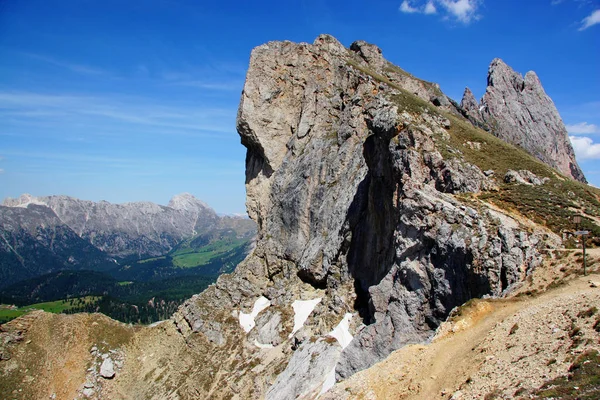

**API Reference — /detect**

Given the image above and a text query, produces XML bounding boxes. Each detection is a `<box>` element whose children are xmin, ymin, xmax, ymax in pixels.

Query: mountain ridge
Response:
<box><xmin>0</xmin><ymin>193</ymin><xmax>256</xmax><ymax>290</ymax></box>
<box><xmin>1</xmin><ymin>192</ymin><xmax>241</xmax><ymax>259</ymax></box>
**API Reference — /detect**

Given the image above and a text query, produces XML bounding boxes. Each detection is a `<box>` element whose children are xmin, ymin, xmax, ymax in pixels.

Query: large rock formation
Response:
<box><xmin>91</xmin><ymin>35</ymin><xmax>557</xmax><ymax>399</ymax></box>
<box><xmin>3</xmin><ymin>35</ymin><xmax>583</xmax><ymax>400</ymax></box>
<box><xmin>237</xmin><ymin>36</ymin><xmax>548</xmax><ymax>382</ymax></box>
<box><xmin>460</xmin><ymin>59</ymin><xmax>586</xmax><ymax>183</ymax></box>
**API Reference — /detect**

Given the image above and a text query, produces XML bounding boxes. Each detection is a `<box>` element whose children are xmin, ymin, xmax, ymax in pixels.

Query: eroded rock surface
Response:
<box><xmin>460</xmin><ymin>59</ymin><xmax>586</xmax><ymax>183</ymax></box>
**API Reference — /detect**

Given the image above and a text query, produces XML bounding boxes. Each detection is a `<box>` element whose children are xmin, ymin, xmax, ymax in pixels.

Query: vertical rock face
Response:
<box><xmin>462</xmin><ymin>59</ymin><xmax>586</xmax><ymax>183</ymax></box>
<box><xmin>216</xmin><ymin>34</ymin><xmax>550</xmax><ymax>392</ymax></box>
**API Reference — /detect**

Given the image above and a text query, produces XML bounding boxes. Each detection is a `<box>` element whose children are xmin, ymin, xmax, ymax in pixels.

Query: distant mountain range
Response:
<box><xmin>0</xmin><ymin>193</ymin><xmax>256</xmax><ymax>322</ymax></box>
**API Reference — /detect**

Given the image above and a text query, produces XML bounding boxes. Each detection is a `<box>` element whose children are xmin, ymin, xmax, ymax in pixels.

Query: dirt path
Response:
<box><xmin>323</xmin><ymin>271</ymin><xmax>600</xmax><ymax>400</ymax></box>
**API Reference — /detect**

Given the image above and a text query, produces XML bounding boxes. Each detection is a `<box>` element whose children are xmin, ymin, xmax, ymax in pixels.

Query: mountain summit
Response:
<box><xmin>461</xmin><ymin>58</ymin><xmax>586</xmax><ymax>183</ymax></box>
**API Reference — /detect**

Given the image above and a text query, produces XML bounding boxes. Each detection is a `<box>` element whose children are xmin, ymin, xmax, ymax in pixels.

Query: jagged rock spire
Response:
<box><xmin>466</xmin><ymin>58</ymin><xmax>586</xmax><ymax>183</ymax></box>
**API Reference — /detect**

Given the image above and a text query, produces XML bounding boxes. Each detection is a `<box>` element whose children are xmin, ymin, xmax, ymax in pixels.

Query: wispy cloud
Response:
<box><xmin>567</xmin><ymin>122</ymin><xmax>600</xmax><ymax>134</ymax></box>
<box><xmin>399</xmin><ymin>0</ymin><xmax>480</xmax><ymax>24</ymax></box>
<box><xmin>579</xmin><ymin>9</ymin><xmax>600</xmax><ymax>30</ymax></box>
<box><xmin>167</xmin><ymin>80</ymin><xmax>243</xmax><ymax>91</ymax></box>
<box><xmin>0</xmin><ymin>169</ymin><xmax>4</xmax><ymax>174</ymax></box>
<box><xmin>0</xmin><ymin>149</ymin><xmax>244</xmax><ymax>177</ymax></box>
<box><xmin>0</xmin><ymin>91</ymin><xmax>236</xmax><ymax>136</ymax></box>
<box><xmin>570</xmin><ymin>136</ymin><xmax>600</xmax><ymax>160</ymax></box>
<box><xmin>23</xmin><ymin>53</ymin><xmax>109</xmax><ymax>76</ymax></box>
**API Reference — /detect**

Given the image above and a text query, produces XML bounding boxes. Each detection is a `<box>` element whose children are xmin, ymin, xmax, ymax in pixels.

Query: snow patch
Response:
<box><xmin>317</xmin><ymin>313</ymin><xmax>354</xmax><ymax>396</ymax></box>
<box><xmin>288</xmin><ymin>298</ymin><xmax>322</xmax><ymax>338</ymax></box>
<box><xmin>253</xmin><ymin>339</ymin><xmax>274</xmax><ymax>349</ymax></box>
<box><xmin>319</xmin><ymin>366</ymin><xmax>337</xmax><ymax>396</ymax></box>
<box><xmin>239</xmin><ymin>296</ymin><xmax>271</xmax><ymax>333</ymax></box>
<box><xmin>328</xmin><ymin>313</ymin><xmax>353</xmax><ymax>349</ymax></box>
<box><xmin>148</xmin><ymin>320</ymin><xmax>168</xmax><ymax>328</ymax></box>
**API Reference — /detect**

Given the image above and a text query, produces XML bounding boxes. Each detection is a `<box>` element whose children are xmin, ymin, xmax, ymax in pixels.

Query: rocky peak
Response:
<box><xmin>350</xmin><ymin>40</ymin><xmax>385</xmax><ymax>72</ymax></box>
<box><xmin>460</xmin><ymin>87</ymin><xmax>478</xmax><ymax>112</ymax></box>
<box><xmin>460</xmin><ymin>87</ymin><xmax>484</xmax><ymax>126</ymax></box>
<box><xmin>209</xmin><ymin>34</ymin><xmax>552</xmax><ymax>396</ymax></box>
<box><xmin>167</xmin><ymin>192</ymin><xmax>211</xmax><ymax>212</ymax></box>
<box><xmin>2</xmin><ymin>193</ymin><xmax>49</xmax><ymax>208</ymax></box>
<box><xmin>463</xmin><ymin>58</ymin><xmax>586</xmax><ymax>183</ymax></box>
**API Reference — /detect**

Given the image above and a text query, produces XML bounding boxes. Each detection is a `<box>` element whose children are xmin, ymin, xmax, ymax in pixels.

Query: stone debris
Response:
<box><xmin>504</xmin><ymin>169</ymin><xmax>549</xmax><ymax>185</ymax></box>
<box><xmin>100</xmin><ymin>357</ymin><xmax>115</xmax><ymax>379</ymax></box>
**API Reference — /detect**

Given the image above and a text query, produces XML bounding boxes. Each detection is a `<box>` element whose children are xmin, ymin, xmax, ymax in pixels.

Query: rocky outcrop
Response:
<box><xmin>504</xmin><ymin>169</ymin><xmax>549</xmax><ymax>186</ymax></box>
<box><xmin>235</xmin><ymin>35</ymin><xmax>552</xmax><ymax>382</ymax></box>
<box><xmin>460</xmin><ymin>59</ymin><xmax>586</xmax><ymax>183</ymax></box>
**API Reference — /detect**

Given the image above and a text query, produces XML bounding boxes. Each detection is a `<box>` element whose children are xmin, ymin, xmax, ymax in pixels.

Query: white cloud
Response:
<box><xmin>566</xmin><ymin>122</ymin><xmax>600</xmax><ymax>134</ymax></box>
<box><xmin>23</xmin><ymin>53</ymin><xmax>108</xmax><ymax>76</ymax></box>
<box><xmin>0</xmin><ymin>91</ymin><xmax>235</xmax><ymax>135</ymax></box>
<box><xmin>425</xmin><ymin>1</ymin><xmax>437</xmax><ymax>14</ymax></box>
<box><xmin>400</xmin><ymin>0</ymin><xmax>419</xmax><ymax>13</ymax></box>
<box><xmin>570</xmin><ymin>136</ymin><xmax>600</xmax><ymax>160</ymax></box>
<box><xmin>580</xmin><ymin>9</ymin><xmax>600</xmax><ymax>30</ymax></box>
<box><xmin>0</xmin><ymin>169</ymin><xmax>4</xmax><ymax>174</ymax></box>
<box><xmin>399</xmin><ymin>0</ymin><xmax>480</xmax><ymax>23</ymax></box>
<box><xmin>439</xmin><ymin>0</ymin><xmax>480</xmax><ymax>23</ymax></box>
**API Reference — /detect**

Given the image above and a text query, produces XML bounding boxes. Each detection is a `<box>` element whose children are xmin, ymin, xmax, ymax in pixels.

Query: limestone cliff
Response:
<box><xmin>5</xmin><ymin>35</ymin><xmax>595</xmax><ymax>400</ymax></box>
<box><xmin>235</xmin><ymin>35</ymin><xmax>549</xmax><ymax>384</ymax></box>
<box><xmin>460</xmin><ymin>59</ymin><xmax>586</xmax><ymax>183</ymax></box>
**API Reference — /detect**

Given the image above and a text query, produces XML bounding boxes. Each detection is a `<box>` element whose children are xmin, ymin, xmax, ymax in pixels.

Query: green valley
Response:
<box><xmin>0</xmin><ymin>228</ymin><xmax>254</xmax><ymax>325</ymax></box>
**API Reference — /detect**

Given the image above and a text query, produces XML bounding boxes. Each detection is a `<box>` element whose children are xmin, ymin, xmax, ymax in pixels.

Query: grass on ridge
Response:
<box><xmin>0</xmin><ymin>296</ymin><xmax>101</xmax><ymax>323</ymax></box>
<box><xmin>346</xmin><ymin>56</ymin><xmax>600</xmax><ymax>236</ymax></box>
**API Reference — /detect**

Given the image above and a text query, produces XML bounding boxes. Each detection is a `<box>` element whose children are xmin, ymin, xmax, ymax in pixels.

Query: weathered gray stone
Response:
<box><xmin>253</xmin><ymin>310</ymin><xmax>283</xmax><ymax>346</ymax></box>
<box><xmin>479</xmin><ymin>59</ymin><xmax>585</xmax><ymax>183</ymax></box>
<box><xmin>504</xmin><ymin>169</ymin><xmax>547</xmax><ymax>186</ymax></box>
<box><xmin>159</xmin><ymin>35</ymin><xmax>563</xmax><ymax>399</ymax></box>
<box><xmin>100</xmin><ymin>357</ymin><xmax>115</xmax><ymax>379</ymax></box>
<box><xmin>265</xmin><ymin>339</ymin><xmax>341</xmax><ymax>400</ymax></box>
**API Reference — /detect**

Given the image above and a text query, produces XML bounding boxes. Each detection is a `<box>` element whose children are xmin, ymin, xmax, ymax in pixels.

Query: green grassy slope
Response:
<box><xmin>0</xmin><ymin>296</ymin><xmax>100</xmax><ymax>324</ymax></box>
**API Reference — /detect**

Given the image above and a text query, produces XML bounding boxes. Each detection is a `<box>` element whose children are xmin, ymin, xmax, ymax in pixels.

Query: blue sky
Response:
<box><xmin>0</xmin><ymin>0</ymin><xmax>599</xmax><ymax>214</ymax></box>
